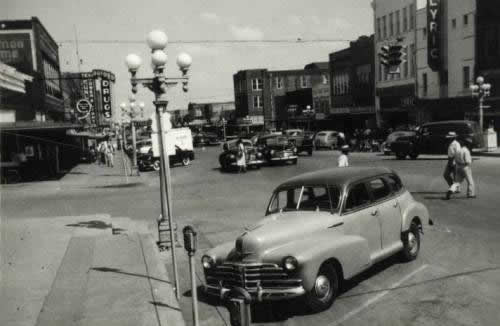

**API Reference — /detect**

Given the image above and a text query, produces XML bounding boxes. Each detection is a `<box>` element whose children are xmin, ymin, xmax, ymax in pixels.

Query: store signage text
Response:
<box><xmin>427</xmin><ymin>0</ymin><xmax>441</xmax><ymax>71</ymax></box>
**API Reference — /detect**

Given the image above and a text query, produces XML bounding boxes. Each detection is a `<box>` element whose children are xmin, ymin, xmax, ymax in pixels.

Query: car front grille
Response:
<box><xmin>205</xmin><ymin>263</ymin><xmax>301</xmax><ymax>291</ymax></box>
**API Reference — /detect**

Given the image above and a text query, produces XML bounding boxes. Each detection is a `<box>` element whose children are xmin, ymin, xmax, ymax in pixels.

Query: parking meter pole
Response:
<box><xmin>154</xmin><ymin>99</ymin><xmax>180</xmax><ymax>300</ymax></box>
<box><xmin>189</xmin><ymin>253</ymin><xmax>199</xmax><ymax>326</ymax></box>
<box><xmin>224</xmin><ymin>287</ymin><xmax>252</xmax><ymax>326</ymax></box>
<box><xmin>131</xmin><ymin>121</ymin><xmax>139</xmax><ymax>176</ymax></box>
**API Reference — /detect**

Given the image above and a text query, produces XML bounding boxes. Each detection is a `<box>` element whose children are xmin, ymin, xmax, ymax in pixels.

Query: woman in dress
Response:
<box><xmin>236</xmin><ymin>139</ymin><xmax>247</xmax><ymax>173</ymax></box>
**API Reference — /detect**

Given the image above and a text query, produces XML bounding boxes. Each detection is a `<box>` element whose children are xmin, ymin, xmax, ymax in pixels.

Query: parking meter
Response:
<box><xmin>224</xmin><ymin>287</ymin><xmax>252</xmax><ymax>326</ymax></box>
<box><xmin>182</xmin><ymin>225</ymin><xmax>199</xmax><ymax>326</ymax></box>
<box><xmin>182</xmin><ymin>226</ymin><xmax>197</xmax><ymax>256</ymax></box>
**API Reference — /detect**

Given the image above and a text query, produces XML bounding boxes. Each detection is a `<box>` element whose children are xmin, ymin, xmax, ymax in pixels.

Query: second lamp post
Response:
<box><xmin>120</xmin><ymin>97</ymin><xmax>144</xmax><ymax>176</ymax></box>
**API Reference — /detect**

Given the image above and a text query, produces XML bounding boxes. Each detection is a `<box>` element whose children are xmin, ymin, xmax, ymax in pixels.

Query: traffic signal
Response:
<box><xmin>378</xmin><ymin>45</ymin><xmax>390</xmax><ymax>67</ymax></box>
<box><xmin>389</xmin><ymin>45</ymin><xmax>404</xmax><ymax>66</ymax></box>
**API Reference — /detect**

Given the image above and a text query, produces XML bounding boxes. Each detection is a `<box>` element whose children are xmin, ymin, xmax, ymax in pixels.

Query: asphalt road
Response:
<box><xmin>2</xmin><ymin>147</ymin><xmax>500</xmax><ymax>325</ymax></box>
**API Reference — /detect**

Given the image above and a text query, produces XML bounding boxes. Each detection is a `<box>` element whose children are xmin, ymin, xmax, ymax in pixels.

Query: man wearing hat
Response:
<box><xmin>443</xmin><ymin>131</ymin><xmax>461</xmax><ymax>188</ymax></box>
<box><xmin>338</xmin><ymin>145</ymin><xmax>350</xmax><ymax>167</ymax></box>
<box><xmin>447</xmin><ymin>138</ymin><xmax>475</xmax><ymax>199</ymax></box>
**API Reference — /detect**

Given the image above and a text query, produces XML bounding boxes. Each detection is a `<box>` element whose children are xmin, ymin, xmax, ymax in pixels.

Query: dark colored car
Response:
<box><xmin>256</xmin><ymin>134</ymin><xmax>298</xmax><ymax>165</ymax></box>
<box><xmin>219</xmin><ymin>139</ymin><xmax>264</xmax><ymax>171</ymax></box>
<box><xmin>193</xmin><ymin>132</ymin><xmax>222</xmax><ymax>147</ymax></box>
<box><xmin>138</xmin><ymin>146</ymin><xmax>195</xmax><ymax>171</ymax></box>
<box><xmin>381</xmin><ymin>131</ymin><xmax>416</xmax><ymax>155</ymax></box>
<box><xmin>391</xmin><ymin>120</ymin><xmax>483</xmax><ymax>159</ymax></box>
<box><xmin>284</xmin><ymin>129</ymin><xmax>315</xmax><ymax>156</ymax></box>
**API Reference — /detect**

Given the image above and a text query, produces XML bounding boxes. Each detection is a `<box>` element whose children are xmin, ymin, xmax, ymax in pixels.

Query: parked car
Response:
<box><xmin>391</xmin><ymin>120</ymin><xmax>483</xmax><ymax>159</ymax></box>
<box><xmin>284</xmin><ymin>129</ymin><xmax>314</xmax><ymax>155</ymax></box>
<box><xmin>202</xmin><ymin>167</ymin><xmax>431</xmax><ymax>312</ymax></box>
<box><xmin>138</xmin><ymin>146</ymin><xmax>195</xmax><ymax>171</ymax></box>
<box><xmin>314</xmin><ymin>130</ymin><xmax>339</xmax><ymax>150</ymax></box>
<box><xmin>381</xmin><ymin>131</ymin><xmax>416</xmax><ymax>155</ymax></box>
<box><xmin>255</xmin><ymin>134</ymin><xmax>298</xmax><ymax>165</ymax></box>
<box><xmin>219</xmin><ymin>139</ymin><xmax>265</xmax><ymax>171</ymax></box>
<box><xmin>193</xmin><ymin>132</ymin><xmax>222</xmax><ymax>147</ymax></box>
<box><xmin>136</xmin><ymin>139</ymin><xmax>152</xmax><ymax>155</ymax></box>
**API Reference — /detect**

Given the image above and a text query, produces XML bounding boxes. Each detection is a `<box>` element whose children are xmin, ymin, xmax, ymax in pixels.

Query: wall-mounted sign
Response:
<box><xmin>101</xmin><ymin>78</ymin><xmax>112</xmax><ymax>119</ymax></box>
<box><xmin>0</xmin><ymin>33</ymin><xmax>33</xmax><ymax>74</ymax></box>
<box><xmin>76</xmin><ymin>99</ymin><xmax>91</xmax><ymax>119</ymax></box>
<box><xmin>427</xmin><ymin>0</ymin><xmax>441</xmax><ymax>71</ymax></box>
<box><xmin>80</xmin><ymin>73</ymin><xmax>97</xmax><ymax>125</ymax></box>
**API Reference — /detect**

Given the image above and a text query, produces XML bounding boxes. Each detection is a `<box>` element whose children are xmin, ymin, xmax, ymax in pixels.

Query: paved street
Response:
<box><xmin>2</xmin><ymin>147</ymin><xmax>500</xmax><ymax>325</ymax></box>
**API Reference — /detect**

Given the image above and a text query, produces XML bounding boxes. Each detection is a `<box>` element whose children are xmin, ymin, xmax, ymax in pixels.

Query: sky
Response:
<box><xmin>2</xmin><ymin>0</ymin><xmax>374</xmax><ymax>119</ymax></box>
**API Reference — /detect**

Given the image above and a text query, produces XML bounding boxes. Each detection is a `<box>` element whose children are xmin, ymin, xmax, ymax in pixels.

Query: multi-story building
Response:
<box><xmin>476</xmin><ymin>0</ymin><xmax>500</xmax><ymax>130</ymax></box>
<box><xmin>373</xmin><ymin>0</ymin><xmax>417</xmax><ymax>128</ymax></box>
<box><xmin>187</xmin><ymin>101</ymin><xmax>235</xmax><ymax>125</ymax></box>
<box><xmin>415</xmin><ymin>0</ymin><xmax>477</xmax><ymax>123</ymax></box>
<box><xmin>330</xmin><ymin>35</ymin><xmax>376</xmax><ymax>132</ymax></box>
<box><xmin>233</xmin><ymin>63</ymin><xmax>329</xmax><ymax>130</ymax></box>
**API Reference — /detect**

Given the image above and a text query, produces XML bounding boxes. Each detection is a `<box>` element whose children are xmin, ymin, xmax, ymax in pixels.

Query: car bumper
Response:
<box><xmin>270</xmin><ymin>155</ymin><xmax>298</xmax><ymax>161</ymax></box>
<box><xmin>230</xmin><ymin>159</ymin><xmax>265</xmax><ymax>166</ymax></box>
<box><xmin>204</xmin><ymin>283</ymin><xmax>306</xmax><ymax>302</ymax></box>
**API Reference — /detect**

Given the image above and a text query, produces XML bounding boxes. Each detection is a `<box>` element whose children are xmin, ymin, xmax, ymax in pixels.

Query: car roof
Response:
<box><xmin>278</xmin><ymin>167</ymin><xmax>395</xmax><ymax>188</ymax></box>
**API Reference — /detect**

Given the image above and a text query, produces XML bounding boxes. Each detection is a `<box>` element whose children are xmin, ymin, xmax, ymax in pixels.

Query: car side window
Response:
<box><xmin>345</xmin><ymin>183</ymin><xmax>371</xmax><ymax>212</ymax></box>
<box><xmin>386</xmin><ymin>175</ymin><xmax>403</xmax><ymax>193</ymax></box>
<box><xmin>299</xmin><ymin>187</ymin><xmax>331</xmax><ymax>211</ymax></box>
<box><xmin>367</xmin><ymin>178</ymin><xmax>392</xmax><ymax>202</ymax></box>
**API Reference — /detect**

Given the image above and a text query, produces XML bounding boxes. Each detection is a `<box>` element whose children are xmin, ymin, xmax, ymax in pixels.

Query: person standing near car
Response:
<box><xmin>446</xmin><ymin>138</ymin><xmax>475</xmax><ymax>199</ymax></box>
<box><xmin>236</xmin><ymin>138</ymin><xmax>247</xmax><ymax>173</ymax></box>
<box><xmin>443</xmin><ymin>131</ymin><xmax>460</xmax><ymax>188</ymax></box>
<box><xmin>338</xmin><ymin>145</ymin><xmax>350</xmax><ymax>167</ymax></box>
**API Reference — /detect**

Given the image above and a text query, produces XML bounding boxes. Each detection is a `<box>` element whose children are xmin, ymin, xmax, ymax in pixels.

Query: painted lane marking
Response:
<box><xmin>331</xmin><ymin>264</ymin><xmax>429</xmax><ymax>326</ymax></box>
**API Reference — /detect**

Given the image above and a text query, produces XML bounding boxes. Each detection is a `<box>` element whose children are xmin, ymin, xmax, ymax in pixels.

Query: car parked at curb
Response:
<box><xmin>284</xmin><ymin>129</ymin><xmax>315</xmax><ymax>155</ymax></box>
<box><xmin>193</xmin><ymin>132</ymin><xmax>222</xmax><ymax>147</ymax></box>
<box><xmin>255</xmin><ymin>134</ymin><xmax>298</xmax><ymax>165</ymax></box>
<box><xmin>219</xmin><ymin>139</ymin><xmax>265</xmax><ymax>171</ymax></box>
<box><xmin>202</xmin><ymin>167</ymin><xmax>431</xmax><ymax>312</ymax></box>
<box><xmin>314</xmin><ymin>130</ymin><xmax>339</xmax><ymax>150</ymax></box>
<box><xmin>381</xmin><ymin>131</ymin><xmax>416</xmax><ymax>155</ymax></box>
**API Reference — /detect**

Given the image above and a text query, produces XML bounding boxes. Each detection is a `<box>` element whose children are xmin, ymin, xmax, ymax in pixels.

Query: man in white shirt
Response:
<box><xmin>338</xmin><ymin>145</ymin><xmax>349</xmax><ymax>167</ymax></box>
<box><xmin>443</xmin><ymin>131</ymin><xmax>461</xmax><ymax>187</ymax></box>
<box><xmin>446</xmin><ymin>138</ymin><xmax>475</xmax><ymax>199</ymax></box>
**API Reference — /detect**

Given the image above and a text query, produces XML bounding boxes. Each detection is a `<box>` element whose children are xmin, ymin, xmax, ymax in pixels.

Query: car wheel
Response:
<box><xmin>396</xmin><ymin>152</ymin><xmax>406</xmax><ymax>160</ymax></box>
<box><xmin>305</xmin><ymin>263</ymin><xmax>339</xmax><ymax>312</ymax></box>
<box><xmin>153</xmin><ymin>160</ymin><xmax>160</xmax><ymax>171</ymax></box>
<box><xmin>400</xmin><ymin>221</ymin><xmax>420</xmax><ymax>262</ymax></box>
<box><xmin>308</xmin><ymin>149</ymin><xmax>313</xmax><ymax>156</ymax></box>
<box><xmin>292</xmin><ymin>158</ymin><xmax>298</xmax><ymax>165</ymax></box>
<box><xmin>182</xmin><ymin>156</ymin><xmax>191</xmax><ymax>166</ymax></box>
<box><xmin>409</xmin><ymin>152</ymin><xmax>419</xmax><ymax>160</ymax></box>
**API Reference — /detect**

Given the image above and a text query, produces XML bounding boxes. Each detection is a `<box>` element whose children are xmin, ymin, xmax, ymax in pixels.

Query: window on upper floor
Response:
<box><xmin>275</xmin><ymin>77</ymin><xmax>283</xmax><ymax>89</ymax></box>
<box><xmin>252</xmin><ymin>78</ymin><xmax>263</xmax><ymax>90</ymax></box>
<box><xmin>423</xmin><ymin>27</ymin><xmax>427</xmax><ymax>39</ymax></box>
<box><xmin>322</xmin><ymin>74</ymin><xmax>329</xmax><ymax>84</ymax></box>
<box><xmin>389</xmin><ymin>12</ymin><xmax>394</xmax><ymax>36</ymax></box>
<box><xmin>409</xmin><ymin>4</ymin><xmax>415</xmax><ymax>30</ymax></box>
<box><xmin>377</xmin><ymin>18</ymin><xmax>382</xmax><ymax>41</ymax></box>
<box><xmin>253</xmin><ymin>95</ymin><xmax>263</xmax><ymax>108</ymax></box>
<box><xmin>463</xmin><ymin>66</ymin><xmax>470</xmax><ymax>89</ymax></box>
<box><xmin>396</xmin><ymin>10</ymin><xmax>401</xmax><ymax>35</ymax></box>
<box><xmin>300</xmin><ymin>76</ymin><xmax>308</xmax><ymax>88</ymax></box>
<box><xmin>463</xmin><ymin>14</ymin><xmax>468</xmax><ymax>26</ymax></box>
<box><xmin>383</xmin><ymin>16</ymin><xmax>387</xmax><ymax>38</ymax></box>
<box><xmin>410</xmin><ymin>44</ymin><xmax>415</xmax><ymax>77</ymax></box>
<box><xmin>403</xmin><ymin>7</ymin><xmax>408</xmax><ymax>32</ymax></box>
<box><xmin>452</xmin><ymin>18</ymin><xmax>456</xmax><ymax>29</ymax></box>
<box><xmin>422</xmin><ymin>73</ymin><xmax>428</xmax><ymax>96</ymax></box>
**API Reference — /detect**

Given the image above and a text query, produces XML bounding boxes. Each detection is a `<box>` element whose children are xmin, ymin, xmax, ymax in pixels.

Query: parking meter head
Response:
<box><xmin>182</xmin><ymin>225</ymin><xmax>197</xmax><ymax>254</ymax></box>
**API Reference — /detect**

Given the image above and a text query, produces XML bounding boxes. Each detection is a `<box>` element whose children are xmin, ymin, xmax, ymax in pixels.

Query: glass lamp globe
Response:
<box><xmin>130</xmin><ymin>102</ymin><xmax>136</xmax><ymax>109</ymax></box>
<box><xmin>139</xmin><ymin>102</ymin><xmax>145</xmax><ymax>109</ymax></box>
<box><xmin>125</xmin><ymin>54</ymin><xmax>142</xmax><ymax>71</ymax></box>
<box><xmin>128</xmin><ymin>94</ymin><xmax>136</xmax><ymax>102</ymax></box>
<box><xmin>476</xmin><ymin>76</ymin><xmax>484</xmax><ymax>85</ymax></box>
<box><xmin>120</xmin><ymin>102</ymin><xmax>127</xmax><ymax>109</ymax></box>
<box><xmin>147</xmin><ymin>30</ymin><xmax>168</xmax><ymax>50</ymax></box>
<box><xmin>176</xmin><ymin>52</ymin><xmax>192</xmax><ymax>70</ymax></box>
<box><xmin>483</xmin><ymin>83</ymin><xmax>491</xmax><ymax>91</ymax></box>
<box><xmin>151</xmin><ymin>49</ymin><xmax>168</xmax><ymax>67</ymax></box>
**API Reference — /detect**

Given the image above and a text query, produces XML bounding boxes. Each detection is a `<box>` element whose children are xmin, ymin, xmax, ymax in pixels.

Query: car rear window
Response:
<box><xmin>367</xmin><ymin>178</ymin><xmax>392</xmax><ymax>201</ymax></box>
<box><xmin>386</xmin><ymin>174</ymin><xmax>403</xmax><ymax>193</ymax></box>
<box><xmin>317</xmin><ymin>132</ymin><xmax>326</xmax><ymax>136</ymax></box>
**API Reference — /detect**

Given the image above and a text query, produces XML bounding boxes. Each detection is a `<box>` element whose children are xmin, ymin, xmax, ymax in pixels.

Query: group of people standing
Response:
<box><xmin>444</xmin><ymin>132</ymin><xmax>475</xmax><ymax>199</ymax></box>
<box><xmin>90</xmin><ymin>140</ymin><xmax>115</xmax><ymax>168</ymax></box>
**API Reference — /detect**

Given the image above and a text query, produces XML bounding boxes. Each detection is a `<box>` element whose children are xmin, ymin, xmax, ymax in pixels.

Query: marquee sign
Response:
<box><xmin>427</xmin><ymin>0</ymin><xmax>441</xmax><ymax>71</ymax></box>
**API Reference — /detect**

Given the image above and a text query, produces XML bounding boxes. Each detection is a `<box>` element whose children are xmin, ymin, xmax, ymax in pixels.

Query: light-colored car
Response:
<box><xmin>136</xmin><ymin>140</ymin><xmax>152</xmax><ymax>154</ymax></box>
<box><xmin>314</xmin><ymin>130</ymin><xmax>338</xmax><ymax>149</ymax></box>
<box><xmin>202</xmin><ymin>167</ymin><xmax>431</xmax><ymax>312</ymax></box>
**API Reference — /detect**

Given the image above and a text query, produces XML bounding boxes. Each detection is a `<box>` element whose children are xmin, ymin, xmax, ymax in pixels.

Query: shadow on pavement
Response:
<box><xmin>149</xmin><ymin>300</ymin><xmax>182</xmax><ymax>311</ymax></box>
<box><xmin>90</xmin><ymin>266</ymin><xmax>172</xmax><ymax>284</ymax></box>
<box><xmin>66</xmin><ymin>220</ymin><xmax>112</xmax><ymax>229</ymax></box>
<box><xmin>94</xmin><ymin>182</ymin><xmax>144</xmax><ymax>189</ymax></box>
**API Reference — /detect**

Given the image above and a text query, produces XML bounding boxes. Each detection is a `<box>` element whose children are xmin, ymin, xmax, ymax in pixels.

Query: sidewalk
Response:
<box><xmin>0</xmin><ymin>151</ymin><xmax>185</xmax><ymax>326</ymax></box>
<box><xmin>474</xmin><ymin>147</ymin><xmax>500</xmax><ymax>157</ymax></box>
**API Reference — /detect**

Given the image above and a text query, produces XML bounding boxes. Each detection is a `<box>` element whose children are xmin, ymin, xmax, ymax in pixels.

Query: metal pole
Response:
<box><xmin>189</xmin><ymin>253</ymin><xmax>200</xmax><ymax>326</ymax></box>
<box><xmin>479</xmin><ymin>95</ymin><xmax>484</xmax><ymax>132</ymax></box>
<box><xmin>131</xmin><ymin>121</ymin><xmax>139</xmax><ymax>175</ymax></box>
<box><xmin>223</xmin><ymin>121</ymin><xmax>227</xmax><ymax>142</ymax></box>
<box><xmin>154</xmin><ymin>99</ymin><xmax>180</xmax><ymax>300</ymax></box>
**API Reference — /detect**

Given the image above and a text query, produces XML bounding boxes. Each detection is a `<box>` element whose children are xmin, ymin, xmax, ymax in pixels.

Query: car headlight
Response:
<box><xmin>270</xmin><ymin>149</ymin><xmax>275</xmax><ymax>155</ymax></box>
<box><xmin>229</xmin><ymin>154</ymin><xmax>235</xmax><ymax>159</ymax></box>
<box><xmin>283</xmin><ymin>256</ymin><xmax>298</xmax><ymax>271</ymax></box>
<box><xmin>201</xmin><ymin>255</ymin><xmax>215</xmax><ymax>269</ymax></box>
<box><xmin>293</xmin><ymin>147</ymin><xmax>298</xmax><ymax>153</ymax></box>
<box><xmin>256</xmin><ymin>152</ymin><xmax>262</xmax><ymax>158</ymax></box>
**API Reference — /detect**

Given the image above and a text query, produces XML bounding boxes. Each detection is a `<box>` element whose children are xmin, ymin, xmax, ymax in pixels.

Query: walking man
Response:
<box><xmin>338</xmin><ymin>145</ymin><xmax>349</xmax><ymax>167</ymax></box>
<box><xmin>443</xmin><ymin>131</ymin><xmax>461</xmax><ymax>188</ymax></box>
<box><xmin>446</xmin><ymin>138</ymin><xmax>475</xmax><ymax>199</ymax></box>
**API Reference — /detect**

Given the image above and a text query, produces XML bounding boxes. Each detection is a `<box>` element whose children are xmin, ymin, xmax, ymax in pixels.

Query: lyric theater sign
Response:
<box><xmin>427</xmin><ymin>0</ymin><xmax>441</xmax><ymax>71</ymax></box>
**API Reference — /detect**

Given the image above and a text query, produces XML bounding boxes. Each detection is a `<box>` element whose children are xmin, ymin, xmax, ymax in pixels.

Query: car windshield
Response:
<box><xmin>267</xmin><ymin>185</ymin><xmax>341</xmax><ymax>214</ymax></box>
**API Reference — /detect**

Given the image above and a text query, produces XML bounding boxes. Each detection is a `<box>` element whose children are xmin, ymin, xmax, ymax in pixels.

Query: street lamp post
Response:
<box><xmin>470</xmin><ymin>76</ymin><xmax>492</xmax><ymax>132</ymax></box>
<box><xmin>125</xmin><ymin>30</ymin><xmax>191</xmax><ymax>300</ymax></box>
<box><xmin>120</xmin><ymin>98</ymin><xmax>145</xmax><ymax>176</ymax></box>
<box><xmin>221</xmin><ymin>118</ymin><xmax>227</xmax><ymax>142</ymax></box>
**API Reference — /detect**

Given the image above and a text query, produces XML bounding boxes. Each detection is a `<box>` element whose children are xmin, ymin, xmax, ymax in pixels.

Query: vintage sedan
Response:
<box><xmin>256</xmin><ymin>134</ymin><xmax>298</xmax><ymax>165</ymax></box>
<box><xmin>137</xmin><ymin>146</ymin><xmax>194</xmax><ymax>171</ymax></box>
<box><xmin>202</xmin><ymin>167</ymin><xmax>431</xmax><ymax>312</ymax></box>
<box><xmin>219</xmin><ymin>139</ymin><xmax>265</xmax><ymax>171</ymax></box>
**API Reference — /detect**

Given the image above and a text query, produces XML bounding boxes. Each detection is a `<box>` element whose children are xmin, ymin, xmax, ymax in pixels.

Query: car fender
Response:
<box><xmin>262</xmin><ymin>230</ymin><xmax>371</xmax><ymax>290</ymax></box>
<box><xmin>399</xmin><ymin>192</ymin><xmax>430</xmax><ymax>231</ymax></box>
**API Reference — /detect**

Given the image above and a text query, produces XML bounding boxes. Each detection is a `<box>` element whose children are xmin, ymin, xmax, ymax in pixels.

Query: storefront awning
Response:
<box><xmin>0</xmin><ymin>63</ymin><xmax>33</xmax><ymax>94</ymax></box>
<box><xmin>0</xmin><ymin>121</ymin><xmax>81</xmax><ymax>131</ymax></box>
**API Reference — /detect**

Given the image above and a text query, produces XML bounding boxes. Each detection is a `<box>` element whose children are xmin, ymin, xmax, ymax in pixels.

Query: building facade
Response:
<box><xmin>233</xmin><ymin>69</ymin><xmax>268</xmax><ymax>127</ymax></box>
<box><xmin>330</xmin><ymin>35</ymin><xmax>376</xmax><ymax>132</ymax></box>
<box><xmin>373</xmin><ymin>0</ymin><xmax>418</xmax><ymax>128</ymax></box>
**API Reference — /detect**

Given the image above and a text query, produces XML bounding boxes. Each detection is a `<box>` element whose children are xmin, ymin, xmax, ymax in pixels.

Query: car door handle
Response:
<box><xmin>371</xmin><ymin>210</ymin><xmax>378</xmax><ymax>216</ymax></box>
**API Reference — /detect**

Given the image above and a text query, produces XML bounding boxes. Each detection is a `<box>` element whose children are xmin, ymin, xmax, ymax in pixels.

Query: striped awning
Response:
<box><xmin>0</xmin><ymin>63</ymin><xmax>33</xmax><ymax>94</ymax></box>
